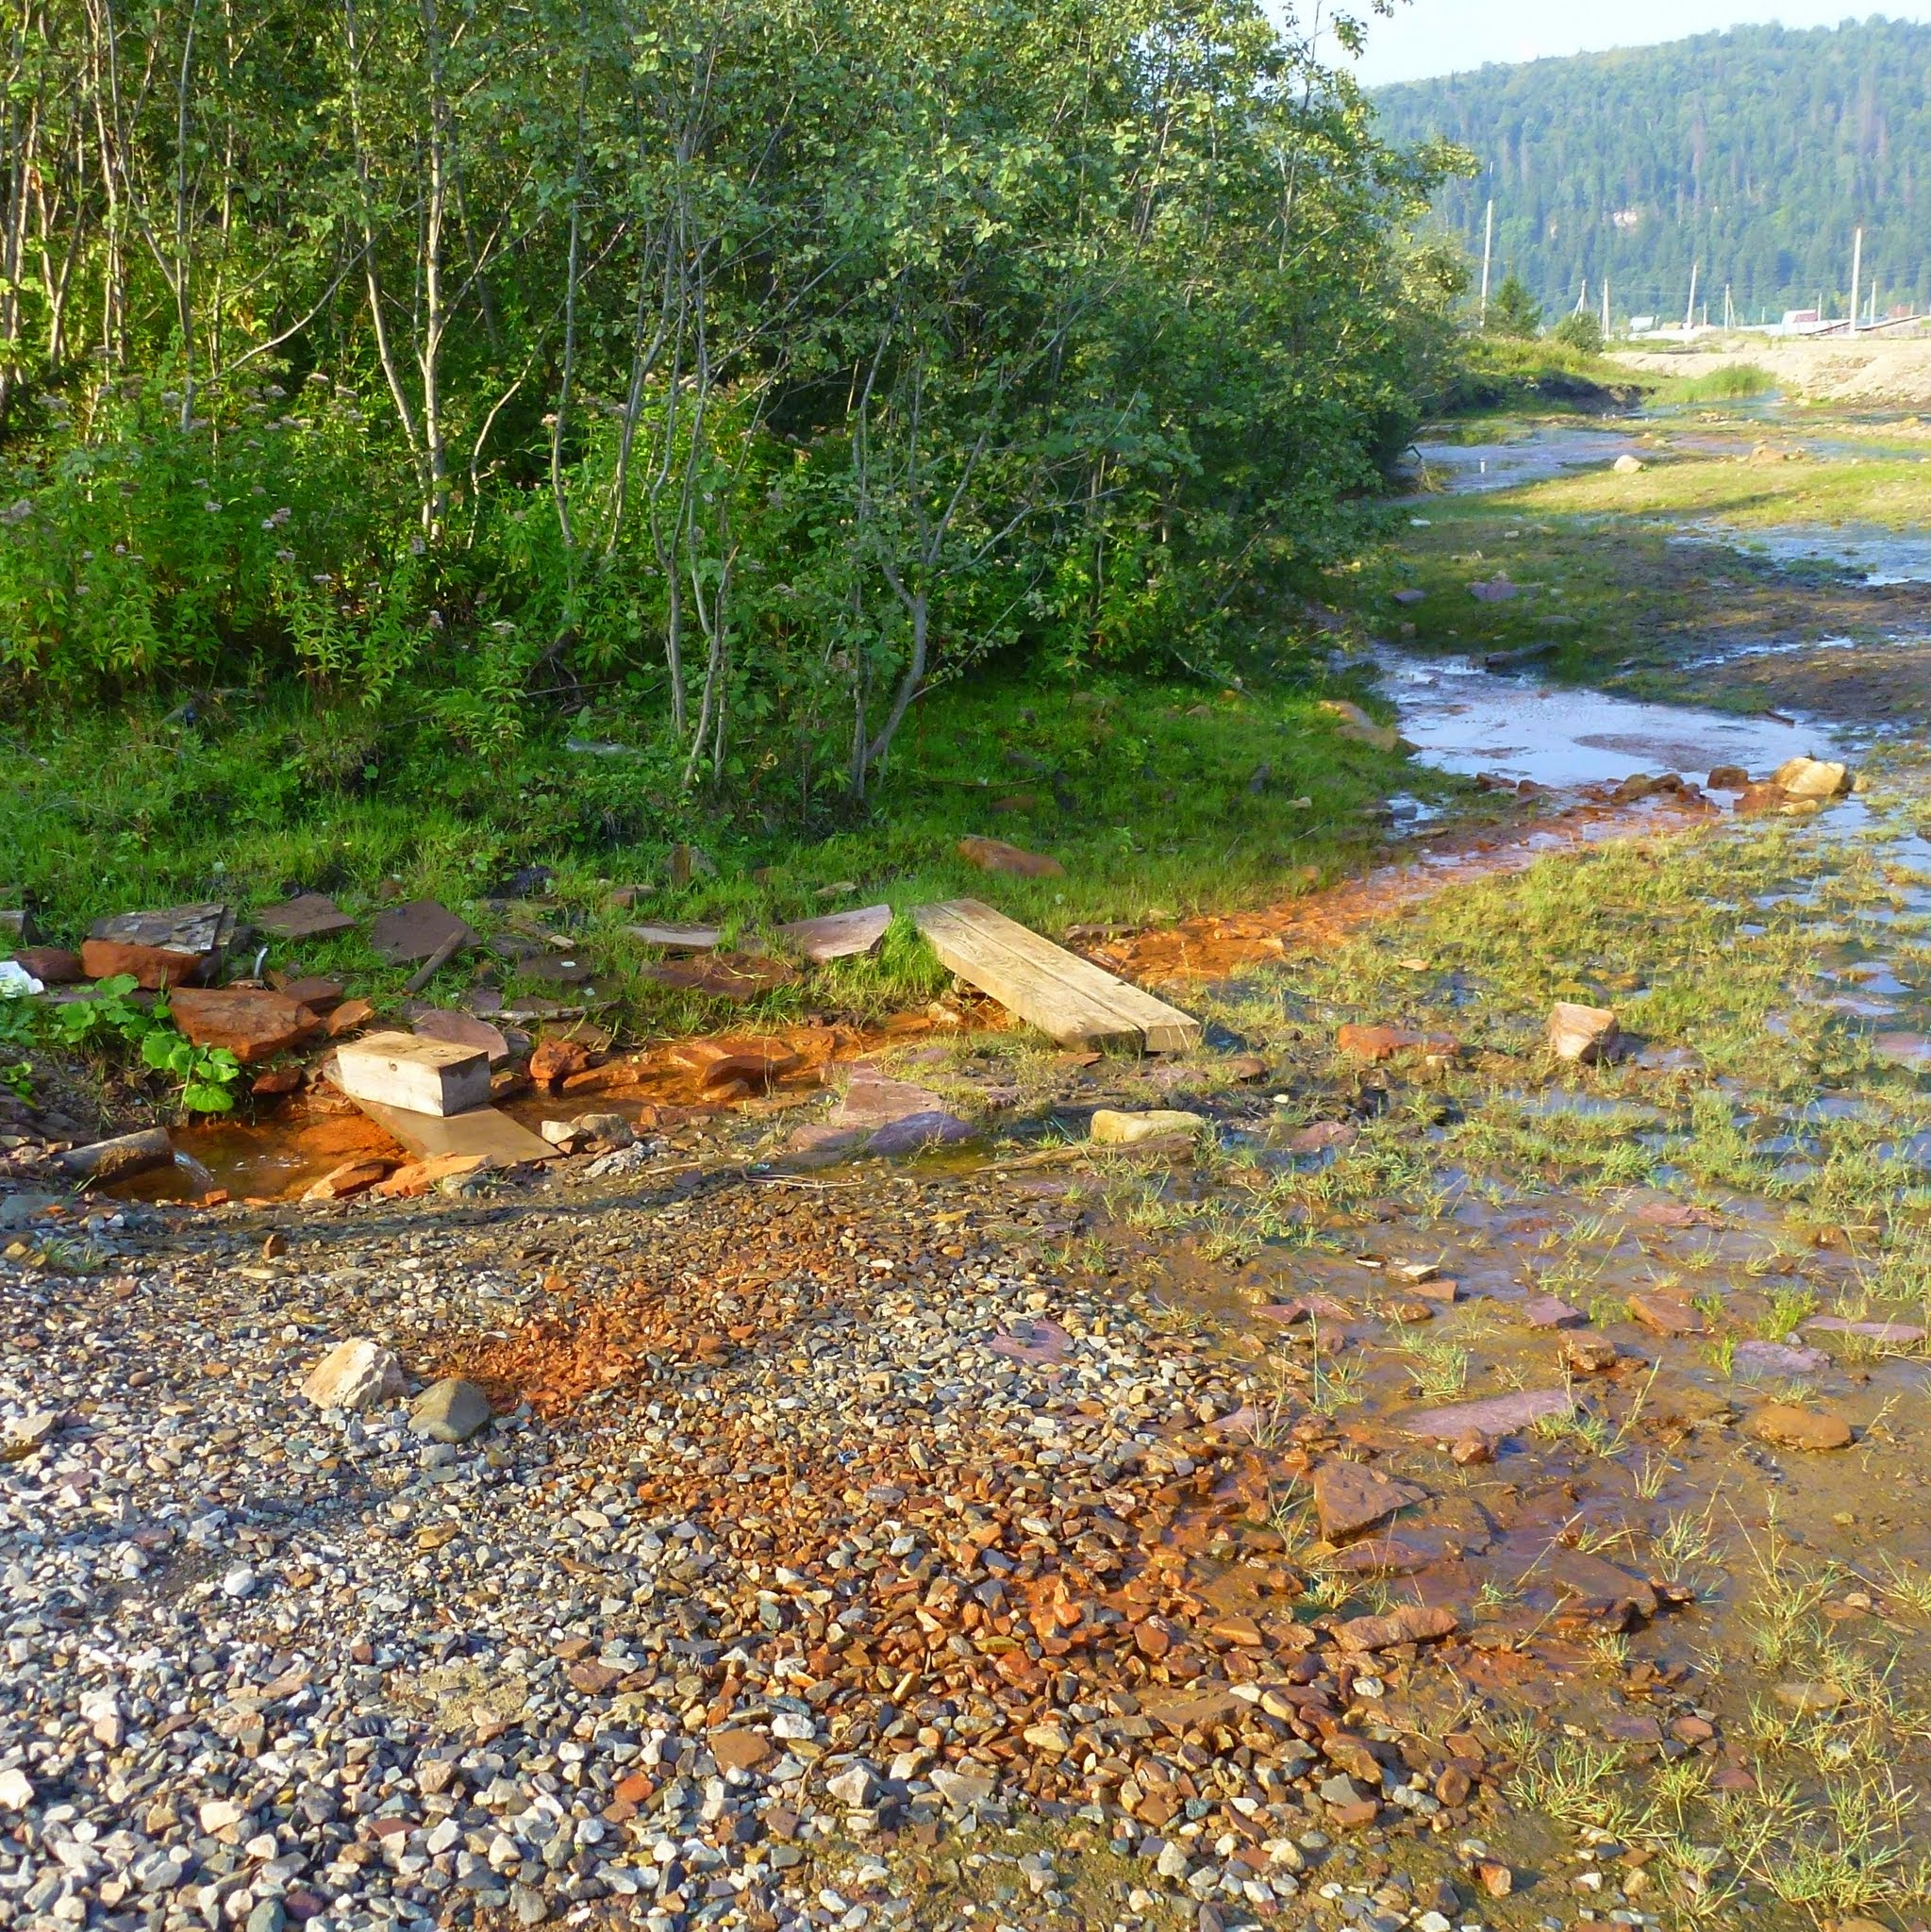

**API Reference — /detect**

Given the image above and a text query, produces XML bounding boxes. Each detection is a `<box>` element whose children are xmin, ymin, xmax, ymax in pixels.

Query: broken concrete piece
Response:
<box><xmin>169</xmin><ymin>988</ymin><xmax>322</xmax><ymax>1063</ymax></box>
<box><xmin>774</xmin><ymin>903</ymin><xmax>892</xmax><ymax>963</ymax></box>
<box><xmin>1090</xmin><ymin>1108</ymin><xmax>1205</xmax><ymax>1146</ymax></box>
<box><xmin>255</xmin><ymin>892</ymin><xmax>358</xmax><ymax>941</ymax></box>
<box><xmin>1547</xmin><ymin>1001</ymin><xmax>1620</xmax><ymax>1064</ymax></box>
<box><xmin>369</xmin><ymin>899</ymin><xmax>477</xmax><ymax>967</ymax></box>
<box><xmin>300</xmin><ymin>1339</ymin><xmax>405</xmax><ymax>1412</ymax></box>
<box><xmin>1612</xmin><ymin>453</ymin><xmax>1644</xmax><ymax>474</ymax></box>
<box><xmin>1401</xmin><ymin>1388</ymin><xmax>1573</xmax><ymax>1442</ymax></box>
<box><xmin>957</xmin><ymin>835</ymin><xmax>1065</xmax><ymax>878</ymax></box>
<box><xmin>408</xmin><ymin>1377</ymin><xmax>493</xmax><ymax>1443</ymax></box>
<box><xmin>336</xmin><ymin>1031</ymin><xmax>491</xmax><ymax>1118</ymax></box>
<box><xmin>1311</xmin><ymin>1459</ymin><xmax>1428</xmax><ymax>1543</ymax></box>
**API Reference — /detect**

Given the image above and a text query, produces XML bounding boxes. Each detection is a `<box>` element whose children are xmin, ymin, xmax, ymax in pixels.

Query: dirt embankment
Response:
<box><xmin>1613</xmin><ymin>332</ymin><xmax>1931</xmax><ymax>408</ymax></box>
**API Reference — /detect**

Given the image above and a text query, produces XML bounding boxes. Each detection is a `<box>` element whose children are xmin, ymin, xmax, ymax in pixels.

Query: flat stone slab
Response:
<box><xmin>627</xmin><ymin>922</ymin><xmax>724</xmax><ymax>951</ymax></box>
<box><xmin>1400</xmin><ymin>1389</ymin><xmax>1573</xmax><ymax>1442</ymax></box>
<box><xmin>1311</xmin><ymin>1458</ymin><xmax>1428</xmax><ymax>1542</ymax></box>
<box><xmin>987</xmin><ymin>1319</ymin><xmax>1073</xmax><ymax>1367</ymax></box>
<box><xmin>774</xmin><ymin>904</ymin><xmax>892</xmax><ymax>963</ymax></box>
<box><xmin>412</xmin><ymin>1009</ymin><xmax>511</xmax><ymax>1065</ymax></box>
<box><xmin>255</xmin><ymin>893</ymin><xmax>357</xmax><ymax>941</ymax></box>
<box><xmin>1520</xmin><ymin>1294</ymin><xmax>1588</xmax><ymax>1329</ymax></box>
<box><xmin>1732</xmin><ymin>1339</ymin><xmax>1829</xmax><ymax>1377</ymax></box>
<box><xmin>170</xmin><ymin>988</ymin><xmax>322</xmax><ymax>1064</ymax></box>
<box><xmin>1805</xmin><ymin>1315</ymin><xmax>1927</xmax><ymax>1346</ymax></box>
<box><xmin>369</xmin><ymin>899</ymin><xmax>477</xmax><ymax>966</ymax></box>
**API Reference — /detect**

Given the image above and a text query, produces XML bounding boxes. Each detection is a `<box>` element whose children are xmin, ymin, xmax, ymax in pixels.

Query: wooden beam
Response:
<box><xmin>912</xmin><ymin>898</ymin><xmax>1199</xmax><ymax>1052</ymax></box>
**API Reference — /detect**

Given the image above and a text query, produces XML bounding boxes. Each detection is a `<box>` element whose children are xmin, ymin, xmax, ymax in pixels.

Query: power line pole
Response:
<box><xmin>1478</xmin><ymin>199</ymin><xmax>1494</xmax><ymax>328</ymax></box>
<box><xmin>1850</xmin><ymin>225</ymin><xmax>1862</xmax><ymax>336</ymax></box>
<box><xmin>1684</xmin><ymin>261</ymin><xmax>1698</xmax><ymax>335</ymax></box>
<box><xmin>1723</xmin><ymin>283</ymin><xmax>1733</xmax><ymax>330</ymax></box>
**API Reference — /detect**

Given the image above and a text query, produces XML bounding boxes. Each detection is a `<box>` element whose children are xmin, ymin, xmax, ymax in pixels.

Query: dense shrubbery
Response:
<box><xmin>0</xmin><ymin>0</ymin><xmax>1460</xmax><ymax>815</ymax></box>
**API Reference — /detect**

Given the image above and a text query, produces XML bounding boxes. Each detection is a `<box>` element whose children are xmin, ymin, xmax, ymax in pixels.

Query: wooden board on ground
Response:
<box><xmin>353</xmin><ymin>1097</ymin><xmax>558</xmax><ymax>1167</ymax></box>
<box><xmin>911</xmin><ymin>898</ymin><xmax>1200</xmax><ymax>1052</ymax></box>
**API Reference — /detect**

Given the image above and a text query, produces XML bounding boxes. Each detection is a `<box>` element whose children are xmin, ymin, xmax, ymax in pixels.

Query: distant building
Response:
<box><xmin>1628</xmin><ymin>314</ymin><xmax>1656</xmax><ymax>334</ymax></box>
<box><xmin>1781</xmin><ymin>308</ymin><xmax>1821</xmax><ymax>328</ymax></box>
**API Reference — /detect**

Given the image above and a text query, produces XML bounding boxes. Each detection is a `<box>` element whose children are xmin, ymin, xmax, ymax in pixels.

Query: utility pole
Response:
<box><xmin>1479</xmin><ymin>199</ymin><xmax>1494</xmax><ymax>327</ymax></box>
<box><xmin>1723</xmin><ymin>283</ymin><xmax>1733</xmax><ymax>331</ymax></box>
<box><xmin>1850</xmin><ymin>225</ymin><xmax>1862</xmax><ymax>336</ymax></box>
<box><xmin>1684</xmin><ymin>261</ymin><xmax>1698</xmax><ymax>335</ymax></box>
<box><xmin>1575</xmin><ymin>278</ymin><xmax>1588</xmax><ymax>314</ymax></box>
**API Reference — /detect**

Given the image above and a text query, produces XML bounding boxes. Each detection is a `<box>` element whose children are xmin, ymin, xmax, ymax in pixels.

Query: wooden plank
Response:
<box><xmin>353</xmin><ymin>1097</ymin><xmax>558</xmax><ymax>1167</ymax></box>
<box><xmin>911</xmin><ymin>898</ymin><xmax>1199</xmax><ymax>1052</ymax></box>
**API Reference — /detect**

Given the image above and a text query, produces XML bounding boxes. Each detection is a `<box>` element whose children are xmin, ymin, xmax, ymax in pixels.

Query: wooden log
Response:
<box><xmin>911</xmin><ymin>899</ymin><xmax>1200</xmax><ymax>1052</ymax></box>
<box><xmin>53</xmin><ymin>1128</ymin><xmax>175</xmax><ymax>1183</ymax></box>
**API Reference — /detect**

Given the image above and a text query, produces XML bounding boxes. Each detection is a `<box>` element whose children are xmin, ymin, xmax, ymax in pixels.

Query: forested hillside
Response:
<box><xmin>1373</xmin><ymin>17</ymin><xmax>1931</xmax><ymax>325</ymax></box>
<box><xmin>0</xmin><ymin>0</ymin><xmax>1456</xmax><ymax>818</ymax></box>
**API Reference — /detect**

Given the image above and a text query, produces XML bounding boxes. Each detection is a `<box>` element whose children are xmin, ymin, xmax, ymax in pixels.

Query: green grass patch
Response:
<box><xmin>1647</xmin><ymin>362</ymin><xmax>1778</xmax><ymax>405</ymax></box>
<box><xmin>2</xmin><ymin>666</ymin><xmax>1438</xmax><ymax>1031</ymax></box>
<box><xmin>1423</xmin><ymin>333</ymin><xmax>1649</xmax><ymax>419</ymax></box>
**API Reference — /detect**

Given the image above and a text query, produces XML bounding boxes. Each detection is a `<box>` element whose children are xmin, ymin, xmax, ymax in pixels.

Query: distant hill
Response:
<box><xmin>1372</xmin><ymin>18</ymin><xmax>1931</xmax><ymax>327</ymax></box>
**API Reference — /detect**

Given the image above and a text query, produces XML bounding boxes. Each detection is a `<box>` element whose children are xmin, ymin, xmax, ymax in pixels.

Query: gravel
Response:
<box><xmin>0</xmin><ymin>1163</ymin><xmax>1577</xmax><ymax>1932</ymax></box>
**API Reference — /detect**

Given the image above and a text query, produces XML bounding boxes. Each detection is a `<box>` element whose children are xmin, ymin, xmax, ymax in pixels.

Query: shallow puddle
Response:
<box><xmin>1376</xmin><ymin>648</ymin><xmax>1842</xmax><ymax>788</ymax></box>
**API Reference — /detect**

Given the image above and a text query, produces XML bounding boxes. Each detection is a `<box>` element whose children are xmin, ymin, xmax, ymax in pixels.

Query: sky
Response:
<box><xmin>1349</xmin><ymin>1</ymin><xmax>1931</xmax><ymax>86</ymax></box>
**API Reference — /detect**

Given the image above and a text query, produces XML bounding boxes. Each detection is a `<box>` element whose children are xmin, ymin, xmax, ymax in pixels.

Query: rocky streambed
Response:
<box><xmin>5</xmin><ymin>428</ymin><xmax>1931</xmax><ymax>1932</ymax></box>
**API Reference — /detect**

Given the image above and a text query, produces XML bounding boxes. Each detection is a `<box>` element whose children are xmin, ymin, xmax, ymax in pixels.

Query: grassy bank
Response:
<box><xmin>2</xmin><ymin>664</ymin><xmax>1440</xmax><ymax>1030</ymax></box>
<box><xmin>1522</xmin><ymin>443</ymin><xmax>1931</xmax><ymax>528</ymax></box>
<box><xmin>1423</xmin><ymin>334</ymin><xmax>1648</xmax><ymax>420</ymax></box>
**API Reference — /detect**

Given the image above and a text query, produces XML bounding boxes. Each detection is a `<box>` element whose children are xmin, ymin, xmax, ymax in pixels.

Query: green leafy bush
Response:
<box><xmin>42</xmin><ymin>975</ymin><xmax>243</xmax><ymax>1115</ymax></box>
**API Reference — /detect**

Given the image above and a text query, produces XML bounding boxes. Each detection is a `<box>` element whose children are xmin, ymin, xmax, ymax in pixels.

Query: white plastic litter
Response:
<box><xmin>0</xmin><ymin>959</ymin><xmax>42</xmax><ymax>998</ymax></box>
